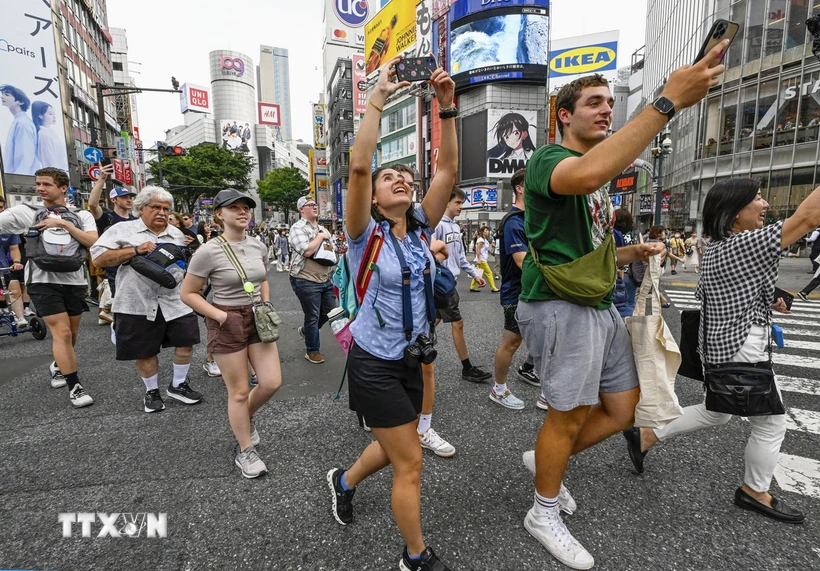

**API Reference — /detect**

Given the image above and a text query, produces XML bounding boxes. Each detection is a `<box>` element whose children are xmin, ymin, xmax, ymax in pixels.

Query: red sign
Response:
<box><xmin>122</xmin><ymin>160</ymin><xmax>133</xmax><ymax>186</ymax></box>
<box><xmin>352</xmin><ymin>55</ymin><xmax>367</xmax><ymax>115</ymax></box>
<box><xmin>113</xmin><ymin>159</ymin><xmax>125</xmax><ymax>183</ymax></box>
<box><xmin>87</xmin><ymin>165</ymin><xmax>100</xmax><ymax>181</ymax></box>
<box><xmin>258</xmin><ymin>102</ymin><xmax>281</xmax><ymax>126</ymax></box>
<box><xmin>188</xmin><ymin>87</ymin><xmax>209</xmax><ymax>109</ymax></box>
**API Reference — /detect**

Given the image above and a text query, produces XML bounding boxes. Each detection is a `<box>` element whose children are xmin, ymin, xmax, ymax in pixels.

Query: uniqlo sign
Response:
<box><xmin>258</xmin><ymin>102</ymin><xmax>281</xmax><ymax>126</ymax></box>
<box><xmin>180</xmin><ymin>83</ymin><xmax>210</xmax><ymax>113</ymax></box>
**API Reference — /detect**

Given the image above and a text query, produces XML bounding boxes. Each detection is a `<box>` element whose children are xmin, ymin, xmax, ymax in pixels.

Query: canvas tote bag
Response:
<box><xmin>626</xmin><ymin>255</ymin><xmax>684</xmax><ymax>428</ymax></box>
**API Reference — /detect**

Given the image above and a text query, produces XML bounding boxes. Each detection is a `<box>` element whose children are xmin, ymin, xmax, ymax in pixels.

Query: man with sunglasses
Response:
<box><xmin>289</xmin><ymin>196</ymin><xmax>337</xmax><ymax>364</ymax></box>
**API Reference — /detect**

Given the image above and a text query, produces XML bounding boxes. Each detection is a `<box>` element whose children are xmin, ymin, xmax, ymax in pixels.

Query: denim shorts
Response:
<box><xmin>517</xmin><ymin>300</ymin><xmax>639</xmax><ymax>411</ymax></box>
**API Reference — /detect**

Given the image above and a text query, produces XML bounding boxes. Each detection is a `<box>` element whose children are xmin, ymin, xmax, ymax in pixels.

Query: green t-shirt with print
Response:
<box><xmin>520</xmin><ymin>144</ymin><xmax>616</xmax><ymax>309</ymax></box>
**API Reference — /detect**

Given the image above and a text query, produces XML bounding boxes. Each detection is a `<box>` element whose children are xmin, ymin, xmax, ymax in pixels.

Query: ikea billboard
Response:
<box><xmin>548</xmin><ymin>31</ymin><xmax>619</xmax><ymax>79</ymax></box>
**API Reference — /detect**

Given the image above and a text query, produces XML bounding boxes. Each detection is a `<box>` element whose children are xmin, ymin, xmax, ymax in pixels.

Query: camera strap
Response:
<box><xmin>388</xmin><ymin>230</ymin><xmax>436</xmax><ymax>342</ymax></box>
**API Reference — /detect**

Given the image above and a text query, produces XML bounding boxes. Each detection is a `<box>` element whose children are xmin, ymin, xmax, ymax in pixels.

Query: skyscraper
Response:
<box><xmin>257</xmin><ymin>46</ymin><xmax>292</xmax><ymax>141</ymax></box>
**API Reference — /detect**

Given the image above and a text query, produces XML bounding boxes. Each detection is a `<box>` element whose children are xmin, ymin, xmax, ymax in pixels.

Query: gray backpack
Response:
<box><xmin>25</xmin><ymin>205</ymin><xmax>87</xmax><ymax>272</ymax></box>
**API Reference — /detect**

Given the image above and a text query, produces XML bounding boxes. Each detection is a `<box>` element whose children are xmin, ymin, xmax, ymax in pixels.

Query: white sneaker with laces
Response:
<box><xmin>68</xmin><ymin>384</ymin><xmax>94</xmax><ymax>408</ymax></box>
<box><xmin>49</xmin><ymin>361</ymin><xmax>67</xmax><ymax>389</ymax></box>
<box><xmin>203</xmin><ymin>360</ymin><xmax>222</xmax><ymax>377</ymax></box>
<box><xmin>524</xmin><ymin>507</ymin><xmax>594</xmax><ymax>570</ymax></box>
<box><xmin>418</xmin><ymin>427</ymin><xmax>456</xmax><ymax>458</ymax></box>
<box><xmin>15</xmin><ymin>317</ymin><xmax>29</xmax><ymax>329</ymax></box>
<box><xmin>522</xmin><ymin>451</ymin><xmax>577</xmax><ymax>515</ymax></box>
<box><xmin>489</xmin><ymin>389</ymin><xmax>525</xmax><ymax>410</ymax></box>
<box><xmin>24</xmin><ymin>307</ymin><xmax>35</xmax><ymax>317</ymax></box>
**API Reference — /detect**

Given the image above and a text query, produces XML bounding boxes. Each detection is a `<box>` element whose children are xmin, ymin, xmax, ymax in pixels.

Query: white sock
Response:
<box><xmin>494</xmin><ymin>383</ymin><xmax>508</xmax><ymax>395</ymax></box>
<box><xmin>141</xmin><ymin>374</ymin><xmax>159</xmax><ymax>392</ymax></box>
<box><xmin>172</xmin><ymin>363</ymin><xmax>190</xmax><ymax>387</ymax></box>
<box><xmin>417</xmin><ymin>413</ymin><xmax>432</xmax><ymax>434</ymax></box>
<box><xmin>533</xmin><ymin>492</ymin><xmax>559</xmax><ymax>517</ymax></box>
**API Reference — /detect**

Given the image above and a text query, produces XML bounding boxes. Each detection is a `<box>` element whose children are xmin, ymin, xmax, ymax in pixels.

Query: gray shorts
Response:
<box><xmin>516</xmin><ymin>300</ymin><xmax>639</xmax><ymax>411</ymax></box>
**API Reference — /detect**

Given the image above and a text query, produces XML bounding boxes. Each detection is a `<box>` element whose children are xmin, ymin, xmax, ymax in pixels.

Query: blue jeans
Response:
<box><xmin>619</xmin><ymin>272</ymin><xmax>638</xmax><ymax>318</ymax></box>
<box><xmin>289</xmin><ymin>277</ymin><xmax>336</xmax><ymax>353</ymax></box>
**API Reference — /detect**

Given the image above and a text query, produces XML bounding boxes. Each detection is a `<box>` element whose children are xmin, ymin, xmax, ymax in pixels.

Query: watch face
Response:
<box><xmin>655</xmin><ymin>97</ymin><xmax>674</xmax><ymax>114</ymax></box>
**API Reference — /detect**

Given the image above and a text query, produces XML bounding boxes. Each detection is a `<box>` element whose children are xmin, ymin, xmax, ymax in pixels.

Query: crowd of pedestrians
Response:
<box><xmin>2</xmin><ymin>42</ymin><xmax>818</xmax><ymax>570</ymax></box>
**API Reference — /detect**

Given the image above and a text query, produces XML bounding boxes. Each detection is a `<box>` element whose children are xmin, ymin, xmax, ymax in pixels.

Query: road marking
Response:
<box><xmin>780</xmin><ymin>340</ymin><xmax>820</xmax><ymax>352</ymax></box>
<box><xmin>786</xmin><ymin>408</ymin><xmax>820</xmax><ymax>436</ymax></box>
<box><xmin>774</xmin><ymin>454</ymin><xmax>820</xmax><ymax>500</ymax></box>
<box><xmin>773</xmin><ymin>353</ymin><xmax>820</xmax><ymax>370</ymax></box>
<box><xmin>777</xmin><ymin>376</ymin><xmax>820</xmax><ymax>397</ymax></box>
<box><xmin>780</xmin><ymin>328</ymin><xmax>820</xmax><ymax>338</ymax></box>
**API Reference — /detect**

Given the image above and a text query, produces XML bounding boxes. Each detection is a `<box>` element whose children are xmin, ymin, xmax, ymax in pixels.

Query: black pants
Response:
<box><xmin>801</xmin><ymin>274</ymin><xmax>820</xmax><ymax>295</ymax></box>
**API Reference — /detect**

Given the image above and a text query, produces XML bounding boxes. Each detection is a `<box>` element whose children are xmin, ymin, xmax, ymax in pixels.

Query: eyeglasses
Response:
<box><xmin>303</xmin><ymin>203</ymin><xmax>318</xmax><ymax>208</ymax></box>
<box><xmin>148</xmin><ymin>204</ymin><xmax>171</xmax><ymax>213</ymax></box>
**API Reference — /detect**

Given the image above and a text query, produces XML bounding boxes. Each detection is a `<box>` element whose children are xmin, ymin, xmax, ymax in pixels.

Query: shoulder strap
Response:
<box><xmin>407</xmin><ymin>231</ymin><xmax>437</xmax><ymax>325</ymax></box>
<box><xmin>498</xmin><ymin>209</ymin><xmax>524</xmax><ymax>236</ymax></box>
<box><xmin>387</xmin><ymin>231</ymin><xmax>415</xmax><ymax>341</ymax></box>
<box><xmin>354</xmin><ymin>225</ymin><xmax>384</xmax><ymax>307</ymax></box>
<box><xmin>215</xmin><ymin>236</ymin><xmax>254</xmax><ymax>301</ymax></box>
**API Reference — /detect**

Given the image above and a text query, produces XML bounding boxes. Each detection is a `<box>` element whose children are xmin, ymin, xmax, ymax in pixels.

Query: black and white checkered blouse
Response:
<box><xmin>695</xmin><ymin>221</ymin><xmax>783</xmax><ymax>364</ymax></box>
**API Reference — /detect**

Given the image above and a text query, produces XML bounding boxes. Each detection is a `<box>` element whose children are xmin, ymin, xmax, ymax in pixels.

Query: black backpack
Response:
<box><xmin>25</xmin><ymin>205</ymin><xmax>87</xmax><ymax>272</ymax></box>
<box><xmin>496</xmin><ymin>209</ymin><xmax>525</xmax><ymax>241</ymax></box>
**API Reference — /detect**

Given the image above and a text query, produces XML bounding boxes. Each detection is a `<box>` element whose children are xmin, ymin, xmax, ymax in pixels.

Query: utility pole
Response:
<box><xmin>650</xmin><ymin>130</ymin><xmax>673</xmax><ymax>226</ymax></box>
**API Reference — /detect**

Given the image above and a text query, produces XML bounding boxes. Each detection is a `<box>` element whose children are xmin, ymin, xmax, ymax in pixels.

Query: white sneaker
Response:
<box><xmin>250</xmin><ymin>420</ymin><xmax>260</xmax><ymax>446</ymax></box>
<box><xmin>202</xmin><ymin>360</ymin><xmax>222</xmax><ymax>377</ymax></box>
<box><xmin>49</xmin><ymin>361</ymin><xmax>67</xmax><ymax>389</ymax></box>
<box><xmin>98</xmin><ymin>310</ymin><xmax>113</xmax><ymax>324</ymax></box>
<box><xmin>235</xmin><ymin>446</ymin><xmax>267</xmax><ymax>479</ymax></box>
<box><xmin>24</xmin><ymin>307</ymin><xmax>35</xmax><ymax>317</ymax></box>
<box><xmin>68</xmin><ymin>383</ymin><xmax>94</xmax><ymax>408</ymax></box>
<box><xmin>110</xmin><ymin>322</ymin><xmax>116</xmax><ymax>345</ymax></box>
<box><xmin>522</xmin><ymin>451</ymin><xmax>577</xmax><ymax>515</ymax></box>
<box><xmin>15</xmin><ymin>317</ymin><xmax>29</xmax><ymax>329</ymax></box>
<box><xmin>489</xmin><ymin>389</ymin><xmax>525</xmax><ymax>410</ymax></box>
<box><xmin>524</xmin><ymin>507</ymin><xmax>594</xmax><ymax>570</ymax></box>
<box><xmin>418</xmin><ymin>427</ymin><xmax>456</xmax><ymax>458</ymax></box>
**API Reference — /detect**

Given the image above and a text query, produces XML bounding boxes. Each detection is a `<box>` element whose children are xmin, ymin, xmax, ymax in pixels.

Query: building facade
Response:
<box><xmin>642</xmin><ymin>0</ymin><xmax>818</xmax><ymax>231</ymax></box>
<box><xmin>326</xmin><ymin>58</ymin><xmax>353</xmax><ymax>224</ymax></box>
<box><xmin>257</xmin><ymin>46</ymin><xmax>293</xmax><ymax>141</ymax></box>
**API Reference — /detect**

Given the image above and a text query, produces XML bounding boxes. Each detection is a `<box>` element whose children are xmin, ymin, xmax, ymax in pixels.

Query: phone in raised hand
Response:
<box><xmin>693</xmin><ymin>19</ymin><xmax>739</xmax><ymax>66</ymax></box>
<box><xmin>396</xmin><ymin>56</ymin><xmax>438</xmax><ymax>83</ymax></box>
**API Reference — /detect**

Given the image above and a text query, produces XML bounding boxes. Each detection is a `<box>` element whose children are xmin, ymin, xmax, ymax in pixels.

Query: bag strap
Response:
<box><xmin>387</xmin><ymin>231</ymin><xmax>415</xmax><ymax>341</ymax></box>
<box><xmin>407</xmin><ymin>232</ymin><xmax>437</xmax><ymax>325</ymax></box>
<box><xmin>214</xmin><ymin>236</ymin><xmax>255</xmax><ymax>303</ymax></box>
<box><xmin>498</xmin><ymin>209</ymin><xmax>524</xmax><ymax>237</ymax></box>
<box><xmin>354</xmin><ymin>225</ymin><xmax>384</xmax><ymax>307</ymax></box>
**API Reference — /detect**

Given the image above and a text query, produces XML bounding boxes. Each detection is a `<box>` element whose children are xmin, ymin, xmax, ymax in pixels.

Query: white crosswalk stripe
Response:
<box><xmin>664</xmin><ymin>287</ymin><xmax>820</xmax><ymax>501</ymax></box>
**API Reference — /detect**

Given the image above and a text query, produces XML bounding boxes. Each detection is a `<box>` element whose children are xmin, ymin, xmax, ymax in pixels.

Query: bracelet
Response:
<box><xmin>12</xmin><ymin>261</ymin><xmax>21</xmax><ymax>264</ymax></box>
<box><xmin>369</xmin><ymin>100</ymin><xmax>384</xmax><ymax>113</ymax></box>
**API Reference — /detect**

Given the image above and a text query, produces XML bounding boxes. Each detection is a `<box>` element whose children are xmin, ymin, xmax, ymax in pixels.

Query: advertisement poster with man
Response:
<box><xmin>486</xmin><ymin>109</ymin><xmax>537</xmax><ymax>178</ymax></box>
<box><xmin>1</xmin><ymin>1</ymin><xmax>70</xmax><ymax>176</ymax></box>
<box><xmin>220</xmin><ymin>120</ymin><xmax>252</xmax><ymax>154</ymax></box>
<box><xmin>364</xmin><ymin>0</ymin><xmax>417</xmax><ymax>74</ymax></box>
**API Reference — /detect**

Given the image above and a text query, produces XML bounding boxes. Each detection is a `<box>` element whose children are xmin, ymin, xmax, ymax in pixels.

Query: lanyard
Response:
<box><xmin>387</xmin><ymin>230</ymin><xmax>436</xmax><ymax>341</ymax></box>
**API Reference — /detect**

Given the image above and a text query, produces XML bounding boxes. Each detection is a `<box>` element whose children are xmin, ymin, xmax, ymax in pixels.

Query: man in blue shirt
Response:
<box><xmin>1</xmin><ymin>85</ymin><xmax>39</xmax><ymax>175</ymax></box>
<box><xmin>491</xmin><ymin>169</ymin><xmax>539</xmax><ymax>410</ymax></box>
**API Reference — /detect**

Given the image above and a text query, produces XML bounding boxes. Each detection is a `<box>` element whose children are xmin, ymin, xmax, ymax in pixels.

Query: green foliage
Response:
<box><xmin>145</xmin><ymin>143</ymin><xmax>255</xmax><ymax>213</ymax></box>
<box><xmin>256</xmin><ymin>167</ymin><xmax>309</xmax><ymax>224</ymax></box>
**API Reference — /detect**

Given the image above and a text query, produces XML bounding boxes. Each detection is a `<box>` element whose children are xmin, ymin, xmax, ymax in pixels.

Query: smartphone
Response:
<box><xmin>693</xmin><ymin>19</ymin><xmax>739</xmax><ymax>66</ymax></box>
<box><xmin>396</xmin><ymin>56</ymin><xmax>437</xmax><ymax>82</ymax></box>
<box><xmin>99</xmin><ymin>157</ymin><xmax>112</xmax><ymax>168</ymax></box>
<box><xmin>774</xmin><ymin>287</ymin><xmax>794</xmax><ymax>311</ymax></box>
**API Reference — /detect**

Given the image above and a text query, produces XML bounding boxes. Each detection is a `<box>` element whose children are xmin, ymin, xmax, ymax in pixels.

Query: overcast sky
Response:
<box><xmin>106</xmin><ymin>0</ymin><xmax>647</xmax><ymax>146</ymax></box>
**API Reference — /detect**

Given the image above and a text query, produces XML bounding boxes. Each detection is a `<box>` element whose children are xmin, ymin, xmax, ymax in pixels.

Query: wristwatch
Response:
<box><xmin>652</xmin><ymin>96</ymin><xmax>675</xmax><ymax>121</ymax></box>
<box><xmin>439</xmin><ymin>106</ymin><xmax>458</xmax><ymax>119</ymax></box>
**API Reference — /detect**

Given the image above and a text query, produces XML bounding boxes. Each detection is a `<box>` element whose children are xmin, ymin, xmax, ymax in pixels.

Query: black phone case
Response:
<box><xmin>774</xmin><ymin>287</ymin><xmax>794</xmax><ymax>311</ymax></box>
<box><xmin>396</xmin><ymin>58</ymin><xmax>436</xmax><ymax>82</ymax></box>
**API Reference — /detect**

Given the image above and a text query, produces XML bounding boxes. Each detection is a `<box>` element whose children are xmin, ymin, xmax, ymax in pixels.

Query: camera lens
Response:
<box><xmin>398</xmin><ymin>63</ymin><xmax>405</xmax><ymax>70</ymax></box>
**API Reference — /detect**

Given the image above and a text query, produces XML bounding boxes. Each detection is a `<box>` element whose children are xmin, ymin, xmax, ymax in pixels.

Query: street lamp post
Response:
<box><xmin>650</xmin><ymin>130</ymin><xmax>673</xmax><ymax>226</ymax></box>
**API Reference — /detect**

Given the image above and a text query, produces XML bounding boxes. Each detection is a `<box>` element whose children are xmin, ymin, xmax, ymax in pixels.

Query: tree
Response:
<box><xmin>145</xmin><ymin>143</ymin><xmax>255</xmax><ymax>213</ymax></box>
<box><xmin>256</xmin><ymin>167</ymin><xmax>309</xmax><ymax>224</ymax></box>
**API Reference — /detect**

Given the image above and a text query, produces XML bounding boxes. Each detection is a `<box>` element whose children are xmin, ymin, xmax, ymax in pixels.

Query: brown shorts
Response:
<box><xmin>206</xmin><ymin>303</ymin><xmax>262</xmax><ymax>354</ymax></box>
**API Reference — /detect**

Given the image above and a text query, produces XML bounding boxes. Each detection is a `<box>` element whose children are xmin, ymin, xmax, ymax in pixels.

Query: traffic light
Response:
<box><xmin>157</xmin><ymin>143</ymin><xmax>186</xmax><ymax>157</ymax></box>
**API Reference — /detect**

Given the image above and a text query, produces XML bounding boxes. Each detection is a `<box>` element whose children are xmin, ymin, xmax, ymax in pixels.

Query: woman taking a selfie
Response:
<box><xmin>326</xmin><ymin>56</ymin><xmax>457</xmax><ymax>571</ymax></box>
<box><xmin>624</xmin><ymin>177</ymin><xmax>820</xmax><ymax>524</ymax></box>
<box><xmin>181</xmin><ymin>189</ymin><xmax>283</xmax><ymax>480</ymax></box>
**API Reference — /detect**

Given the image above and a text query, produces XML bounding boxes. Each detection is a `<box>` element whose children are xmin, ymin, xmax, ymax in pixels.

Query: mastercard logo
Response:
<box><xmin>333</xmin><ymin>29</ymin><xmax>348</xmax><ymax>38</ymax></box>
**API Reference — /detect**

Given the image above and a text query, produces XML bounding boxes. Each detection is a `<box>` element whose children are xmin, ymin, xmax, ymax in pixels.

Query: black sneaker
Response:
<box><xmin>166</xmin><ymin>380</ymin><xmax>203</xmax><ymax>405</ymax></box>
<box><xmin>144</xmin><ymin>389</ymin><xmax>165</xmax><ymax>413</ymax></box>
<box><xmin>326</xmin><ymin>468</ymin><xmax>355</xmax><ymax>525</ymax></box>
<box><xmin>517</xmin><ymin>365</ymin><xmax>540</xmax><ymax>386</ymax></box>
<box><xmin>798</xmin><ymin>291</ymin><xmax>808</xmax><ymax>302</ymax></box>
<box><xmin>462</xmin><ymin>366</ymin><xmax>492</xmax><ymax>383</ymax></box>
<box><xmin>399</xmin><ymin>546</ymin><xmax>452</xmax><ymax>571</ymax></box>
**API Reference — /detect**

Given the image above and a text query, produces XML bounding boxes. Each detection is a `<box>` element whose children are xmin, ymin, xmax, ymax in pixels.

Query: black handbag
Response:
<box><xmin>678</xmin><ymin>309</ymin><xmax>703</xmax><ymax>381</ymax></box>
<box><xmin>701</xmin><ymin>292</ymin><xmax>784</xmax><ymax>417</ymax></box>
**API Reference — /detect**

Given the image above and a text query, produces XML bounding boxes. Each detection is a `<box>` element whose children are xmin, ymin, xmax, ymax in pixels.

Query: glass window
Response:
<box><xmin>745</xmin><ymin>0</ymin><xmax>766</xmax><ymax>62</ymax></box>
<box><xmin>790</xmin><ymin>166</ymin><xmax>814</xmax><ymax>216</ymax></box>
<box><xmin>719</xmin><ymin>90</ymin><xmax>738</xmax><ymax>155</ymax></box>
<box><xmin>726</xmin><ymin>0</ymin><xmax>747</xmax><ymax>69</ymax></box>
<box><xmin>774</xmin><ymin>76</ymin><xmax>801</xmax><ymax>146</ymax></box>
<box><xmin>737</xmin><ymin>85</ymin><xmax>757</xmax><ymax>151</ymax></box>
<box><xmin>798</xmin><ymin>70</ymin><xmax>820</xmax><ymax>142</ymax></box>
<box><xmin>754</xmin><ymin>79</ymin><xmax>778</xmax><ymax>149</ymax></box>
<box><xmin>763</xmin><ymin>0</ymin><xmax>786</xmax><ymax>57</ymax></box>
<box><xmin>786</xmin><ymin>0</ymin><xmax>809</xmax><ymax>50</ymax></box>
<box><xmin>766</xmin><ymin>170</ymin><xmax>790</xmax><ymax>220</ymax></box>
<box><xmin>703</xmin><ymin>97</ymin><xmax>721</xmax><ymax>157</ymax></box>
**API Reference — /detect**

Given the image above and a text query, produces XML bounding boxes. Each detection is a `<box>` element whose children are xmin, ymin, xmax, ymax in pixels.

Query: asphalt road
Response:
<box><xmin>0</xmin><ymin>260</ymin><xmax>818</xmax><ymax>571</ymax></box>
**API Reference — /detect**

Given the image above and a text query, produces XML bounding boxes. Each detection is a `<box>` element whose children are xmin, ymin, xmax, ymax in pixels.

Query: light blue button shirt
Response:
<box><xmin>347</xmin><ymin>205</ymin><xmax>434</xmax><ymax>361</ymax></box>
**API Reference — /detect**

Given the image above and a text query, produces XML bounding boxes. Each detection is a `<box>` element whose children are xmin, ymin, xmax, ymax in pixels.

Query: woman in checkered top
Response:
<box><xmin>625</xmin><ymin>177</ymin><xmax>820</xmax><ymax>525</ymax></box>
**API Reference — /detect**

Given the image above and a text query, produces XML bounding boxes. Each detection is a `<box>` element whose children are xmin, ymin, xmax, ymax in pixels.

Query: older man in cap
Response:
<box><xmin>91</xmin><ymin>185</ymin><xmax>203</xmax><ymax>413</ymax></box>
<box><xmin>288</xmin><ymin>195</ymin><xmax>337</xmax><ymax>364</ymax></box>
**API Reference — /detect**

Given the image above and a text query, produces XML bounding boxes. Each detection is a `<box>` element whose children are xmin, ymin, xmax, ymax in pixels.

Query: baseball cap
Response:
<box><xmin>297</xmin><ymin>196</ymin><xmax>317</xmax><ymax>209</ymax></box>
<box><xmin>109</xmin><ymin>187</ymin><xmax>136</xmax><ymax>199</ymax></box>
<box><xmin>213</xmin><ymin>188</ymin><xmax>257</xmax><ymax>209</ymax></box>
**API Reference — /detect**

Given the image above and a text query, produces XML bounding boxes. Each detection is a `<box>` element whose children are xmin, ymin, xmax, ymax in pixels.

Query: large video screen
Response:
<box><xmin>449</xmin><ymin>5</ymin><xmax>549</xmax><ymax>89</ymax></box>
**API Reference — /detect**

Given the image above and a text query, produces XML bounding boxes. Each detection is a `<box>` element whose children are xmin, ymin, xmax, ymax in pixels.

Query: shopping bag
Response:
<box><xmin>625</xmin><ymin>255</ymin><xmax>684</xmax><ymax>429</ymax></box>
<box><xmin>98</xmin><ymin>279</ymin><xmax>113</xmax><ymax>310</ymax></box>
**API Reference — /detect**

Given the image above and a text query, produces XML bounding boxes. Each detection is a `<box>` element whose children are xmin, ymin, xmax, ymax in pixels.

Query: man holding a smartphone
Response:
<box><xmin>518</xmin><ymin>41</ymin><xmax>729</xmax><ymax>570</ymax></box>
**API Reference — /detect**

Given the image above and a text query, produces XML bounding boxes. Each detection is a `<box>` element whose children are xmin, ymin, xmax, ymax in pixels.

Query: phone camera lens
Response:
<box><xmin>399</xmin><ymin>63</ymin><xmax>405</xmax><ymax>70</ymax></box>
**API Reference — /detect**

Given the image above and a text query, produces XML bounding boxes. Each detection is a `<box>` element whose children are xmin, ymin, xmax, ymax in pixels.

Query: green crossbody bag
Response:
<box><xmin>529</xmin><ymin>230</ymin><xmax>617</xmax><ymax>307</ymax></box>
